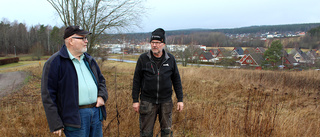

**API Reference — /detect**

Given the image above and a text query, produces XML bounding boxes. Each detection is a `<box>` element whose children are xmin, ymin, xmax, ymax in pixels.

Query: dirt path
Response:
<box><xmin>0</xmin><ymin>71</ymin><xmax>27</xmax><ymax>97</ymax></box>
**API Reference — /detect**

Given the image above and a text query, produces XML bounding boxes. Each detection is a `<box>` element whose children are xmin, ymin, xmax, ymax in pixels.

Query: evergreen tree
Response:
<box><xmin>263</xmin><ymin>40</ymin><xmax>283</xmax><ymax>67</ymax></box>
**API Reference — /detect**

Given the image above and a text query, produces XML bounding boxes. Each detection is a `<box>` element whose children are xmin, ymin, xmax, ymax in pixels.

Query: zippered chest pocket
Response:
<box><xmin>143</xmin><ymin>62</ymin><xmax>156</xmax><ymax>75</ymax></box>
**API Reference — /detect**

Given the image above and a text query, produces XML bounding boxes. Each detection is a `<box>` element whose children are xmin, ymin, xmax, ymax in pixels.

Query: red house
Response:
<box><xmin>239</xmin><ymin>53</ymin><xmax>264</xmax><ymax>66</ymax></box>
<box><xmin>199</xmin><ymin>52</ymin><xmax>214</xmax><ymax>62</ymax></box>
<box><xmin>238</xmin><ymin>55</ymin><xmax>247</xmax><ymax>63</ymax></box>
<box><xmin>209</xmin><ymin>49</ymin><xmax>219</xmax><ymax>57</ymax></box>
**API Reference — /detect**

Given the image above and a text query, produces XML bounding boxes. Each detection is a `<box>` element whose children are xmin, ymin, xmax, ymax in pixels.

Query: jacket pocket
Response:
<box><xmin>161</xmin><ymin>101</ymin><xmax>173</xmax><ymax>114</ymax></box>
<box><xmin>145</xmin><ymin>62</ymin><xmax>156</xmax><ymax>75</ymax></box>
<box><xmin>139</xmin><ymin>101</ymin><xmax>153</xmax><ymax>115</ymax></box>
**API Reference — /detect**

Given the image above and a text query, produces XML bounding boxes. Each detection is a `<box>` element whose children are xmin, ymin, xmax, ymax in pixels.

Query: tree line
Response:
<box><xmin>0</xmin><ymin>19</ymin><xmax>65</xmax><ymax>57</ymax></box>
<box><xmin>1</xmin><ymin>17</ymin><xmax>320</xmax><ymax>57</ymax></box>
<box><xmin>286</xmin><ymin>26</ymin><xmax>320</xmax><ymax>49</ymax></box>
<box><xmin>108</xmin><ymin>23</ymin><xmax>320</xmax><ymax>49</ymax></box>
<box><xmin>213</xmin><ymin>23</ymin><xmax>320</xmax><ymax>34</ymax></box>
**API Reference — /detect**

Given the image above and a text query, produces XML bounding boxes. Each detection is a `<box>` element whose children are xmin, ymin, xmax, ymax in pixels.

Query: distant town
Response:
<box><xmin>98</xmin><ymin>29</ymin><xmax>319</xmax><ymax>70</ymax></box>
<box><xmin>1</xmin><ymin>22</ymin><xmax>319</xmax><ymax>70</ymax></box>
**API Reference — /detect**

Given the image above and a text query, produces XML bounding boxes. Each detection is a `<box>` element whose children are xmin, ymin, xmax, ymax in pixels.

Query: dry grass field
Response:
<box><xmin>0</xmin><ymin>61</ymin><xmax>319</xmax><ymax>137</ymax></box>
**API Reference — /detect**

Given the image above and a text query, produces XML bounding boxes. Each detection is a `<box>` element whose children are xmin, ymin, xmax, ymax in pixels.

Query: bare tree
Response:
<box><xmin>47</xmin><ymin>0</ymin><xmax>146</xmax><ymax>53</ymax></box>
<box><xmin>177</xmin><ymin>45</ymin><xmax>202</xmax><ymax>67</ymax></box>
<box><xmin>30</xmin><ymin>42</ymin><xmax>45</xmax><ymax>60</ymax></box>
<box><xmin>17</xmin><ymin>23</ymin><xmax>30</xmax><ymax>54</ymax></box>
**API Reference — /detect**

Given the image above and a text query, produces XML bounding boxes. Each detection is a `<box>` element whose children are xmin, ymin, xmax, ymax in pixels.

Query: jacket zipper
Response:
<box><xmin>151</xmin><ymin>61</ymin><xmax>160</xmax><ymax>104</ymax></box>
<box><xmin>155</xmin><ymin>58</ymin><xmax>168</xmax><ymax>104</ymax></box>
<box><xmin>151</xmin><ymin>63</ymin><xmax>158</xmax><ymax>103</ymax></box>
<box><xmin>156</xmin><ymin>69</ymin><xmax>159</xmax><ymax>104</ymax></box>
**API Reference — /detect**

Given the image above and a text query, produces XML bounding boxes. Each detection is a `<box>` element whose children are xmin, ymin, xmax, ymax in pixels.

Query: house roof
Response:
<box><xmin>209</xmin><ymin>49</ymin><xmax>219</xmax><ymax>55</ymax></box>
<box><xmin>298</xmin><ymin>50</ymin><xmax>310</xmax><ymax>61</ymax></box>
<box><xmin>289</xmin><ymin>47</ymin><xmax>303</xmax><ymax>55</ymax></box>
<box><xmin>218</xmin><ymin>48</ymin><xmax>232</xmax><ymax>57</ymax></box>
<box><xmin>218</xmin><ymin>48</ymin><xmax>226</xmax><ymax>51</ymax></box>
<box><xmin>285</xmin><ymin>54</ymin><xmax>298</xmax><ymax>64</ymax></box>
<box><xmin>256</xmin><ymin>47</ymin><xmax>266</xmax><ymax>53</ymax></box>
<box><xmin>233</xmin><ymin>47</ymin><xmax>244</xmax><ymax>55</ymax></box>
<box><xmin>240</xmin><ymin>52</ymin><xmax>264</xmax><ymax>66</ymax></box>
<box><xmin>289</xmin><ymin>48</ymin><xmax>310</xmax><ymax>61</ymax></box>
<box><xmin>244</xmin><ymin>48</ymin><xmax>256</xmax><ymax>55</ymax></box>
<box><xmin>282</xmin><ymin>49</ymin><xmax>288</xmax><ymax>55</ymax></box>
<box><xmin>201</xmin><ymin>52</ymin><xmax>214</xmax><ymax>60</ymax></box>
<box><xmin>307</xmin><ymin>50</ymin><xmax>318</xmax><ymax>59</ymax></box>
<box><xmin>289</xmin><ymin>48</ymin><xmax>298</xmax><ymax>55</ymax></box>
<box><xmin>249</xmin><ymin>52</ymin><xmax>265</xmax><ymax>65</ymax></box>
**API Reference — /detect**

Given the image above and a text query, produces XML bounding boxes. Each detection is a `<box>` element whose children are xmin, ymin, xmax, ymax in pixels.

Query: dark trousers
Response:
<box><xmin>139</xmin><ymin>100</ymin><xmax>173</xmax><ymax>137</ymax></box>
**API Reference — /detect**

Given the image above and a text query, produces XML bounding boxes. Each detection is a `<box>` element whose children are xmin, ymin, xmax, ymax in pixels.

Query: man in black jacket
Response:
<box><xmin>132</xmin><ymin>28</ymin><xmax>184</xmax><ymax>137</ymax></box>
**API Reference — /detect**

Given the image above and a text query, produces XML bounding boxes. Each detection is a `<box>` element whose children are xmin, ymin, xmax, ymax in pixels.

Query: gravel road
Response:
<box><xmin>0</xmin><ymin>71</ymin><xmax>27</xmax><ymax>97</ymax></box>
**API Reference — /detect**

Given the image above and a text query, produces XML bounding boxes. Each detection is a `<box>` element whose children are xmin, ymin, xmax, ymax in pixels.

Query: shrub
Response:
<box><xmin>0</xmin><ymin>57</ymin><xmax>19</xmax><ymax>65</ymax></box>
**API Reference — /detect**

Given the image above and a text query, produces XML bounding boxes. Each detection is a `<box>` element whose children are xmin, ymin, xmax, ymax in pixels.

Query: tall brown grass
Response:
<box><xmin>0</xmin><ymin>62</ymin><xmax>319</xmax><ymax>136</ymax></box>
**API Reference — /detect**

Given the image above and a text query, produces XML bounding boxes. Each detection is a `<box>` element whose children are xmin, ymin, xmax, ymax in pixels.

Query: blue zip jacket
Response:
<box><xmin>41</xmin><ymin>45</ymin><xmax>108</xmax><ymax>132</ymax></box>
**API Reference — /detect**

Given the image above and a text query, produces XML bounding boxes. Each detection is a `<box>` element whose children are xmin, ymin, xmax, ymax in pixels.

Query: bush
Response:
<box><xmin>30</xmin><ymin>42</ymin><xmax>44</xmax><ymax>61</ymax></box>
<box><xmin>0</xmin><ymin>57</ymin><xmax>19</xmax><ymax>65</ymax></box>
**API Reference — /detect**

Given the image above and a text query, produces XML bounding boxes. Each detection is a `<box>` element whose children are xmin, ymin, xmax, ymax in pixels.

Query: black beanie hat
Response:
<box><xmin>63</xmin><ymin>26</ymin><xmax>91</xmax><ymax>39</ymax></box>
<box><xmin>150</xmin><ymin>28</ymin><xmax>165</xmax><ymax>43</ymax></box>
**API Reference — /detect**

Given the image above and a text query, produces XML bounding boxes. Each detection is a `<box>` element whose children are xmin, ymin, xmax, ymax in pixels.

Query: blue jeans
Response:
<box><xmin>64</xmin><ymin>107</ymin><xmax>103</xmax><ymax>137</ymax></box>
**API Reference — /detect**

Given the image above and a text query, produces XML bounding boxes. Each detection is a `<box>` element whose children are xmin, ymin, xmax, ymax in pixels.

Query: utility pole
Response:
<box><xmin>14</xmin><ymin>46</ymin><xmax>16</xmax><ymax>57</ymax></box>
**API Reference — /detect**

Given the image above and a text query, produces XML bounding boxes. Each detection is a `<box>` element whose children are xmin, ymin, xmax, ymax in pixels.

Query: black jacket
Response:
<box><xmin>132</xmin><ymin>50</ymin><xmax>183</xmax><ymax>104</ymax></box>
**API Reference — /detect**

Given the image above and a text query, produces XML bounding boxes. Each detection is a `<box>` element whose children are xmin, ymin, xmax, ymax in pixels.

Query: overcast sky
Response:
<box><xmin>0</xmin><ymin>0</ymin><xmax>319</xmax><ymax>33</ymax></box>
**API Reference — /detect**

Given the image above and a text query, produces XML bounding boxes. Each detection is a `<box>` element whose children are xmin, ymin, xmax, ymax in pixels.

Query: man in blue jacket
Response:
<box><xmin>41</xmin><ymin>26</ymin><xmax>108</xmax><ymax>137</ymax></box>
<box><xmin>132</xmin><ymin>28</ymin><xmax>184</xmax><ymax>137</ymax></box>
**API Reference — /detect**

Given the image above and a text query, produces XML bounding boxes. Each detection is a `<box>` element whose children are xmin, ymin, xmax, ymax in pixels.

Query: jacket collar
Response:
<box><xmin>59</xmin><ymin>45</ymin><xmax>69</xmax><ymax>59</ymax></box>
<box><xmin>59</xmin><ymin>45</ymin><xmax>92</xmax><ymax>62</ymax></box>
<box><xmin>147</xmin><ymin>49</ymin><xmax>170</xmax><ymax>60</ymax></box>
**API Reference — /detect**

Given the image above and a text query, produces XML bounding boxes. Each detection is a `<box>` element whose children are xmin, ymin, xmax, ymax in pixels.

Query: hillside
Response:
<box><xmin>1</xmin><ymin>61</ymin><xmax>319</xmax><ymax>136</ymax></box>
<box><xmin>105</xmin><ymin>23</ymin><xmax>320</xmax><ymax>45</ymax></box>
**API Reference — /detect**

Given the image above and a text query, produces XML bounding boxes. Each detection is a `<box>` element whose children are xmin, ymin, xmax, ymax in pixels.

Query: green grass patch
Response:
<box><xmin>0</xmin><ymin>61</ymin><xmax>41</xmax><ymax>69</ymax></box>
<box><xmin>0</xmin><ymin>55</ymin><xmax>50</xmax><ymax>61</ymax></box>
<box><xmin>0</xmin><ymin>62</ymin><xmax>25</xmax><ymax>68</ymax></box>
<box><xmin>0</xmin><ymin>57</ymin><xmax>8</xmax><ymax>60</ymax></box>
<box><xmin>19</xmin><ymin>55</ymin><xmax>50</xmax><ymax>61</ymax></box>
<box><xmin>23</xmin><ymin>73</ymin><xmax>32</xmax><ymax>84</ymax></box>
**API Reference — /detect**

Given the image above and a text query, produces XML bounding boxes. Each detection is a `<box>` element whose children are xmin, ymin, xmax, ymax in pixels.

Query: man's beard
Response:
<box><xmin>76</xmin><ymin>47</ymin><xmax>87</xmax><ymax>53</ymax></box>
<box><xmin>81</xmin><ymin>47</ymin><xmax>87</xmax><ymax>53</ymax></box>
<box><xmin>152</xmin><ymin>48</ymin><xmax>161</xmax><ymax>54</ymax></box>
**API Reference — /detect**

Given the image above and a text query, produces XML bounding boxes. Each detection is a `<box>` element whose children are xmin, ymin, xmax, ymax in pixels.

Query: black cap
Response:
<box><xmin>150</xmin><ymin>28</ymin><xmax>165</xmax><ymax>43</ymax></box>
<box><xmin>63</xmin><ymin>26</ymin><xmax>91</xmax><ymax>39</ymax></box>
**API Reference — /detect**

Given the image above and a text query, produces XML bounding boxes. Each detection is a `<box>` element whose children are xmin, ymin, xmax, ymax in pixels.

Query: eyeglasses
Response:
<box><xmin>151</xmin><ymin>41</ymin><xmax>163</xmax><ymax>45</ymax></box>
<box><xmin>72</xmin><ymin>37</ymin><xmax>88</xmax><ymax>42</ymax></box>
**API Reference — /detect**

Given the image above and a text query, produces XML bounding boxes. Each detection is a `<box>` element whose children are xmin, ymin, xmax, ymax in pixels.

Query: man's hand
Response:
<box><xmin>132</xmin><ymin>102</ymin><xmax>140</xmax><ymax>113</ymax></box>
<box><xmin>96</xmin><ymin>97</ymin><xmax>105</xmax><ymax>107</ymax></box>
<box><xmin>177</xmin><ymin>102</ymin><xmax>184</xmax><ymax>112</ymax></box>
<box><xmin>53</xmin><ymin>128</ymin><xmax>63</xmax><ymax>136</ymax></box>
